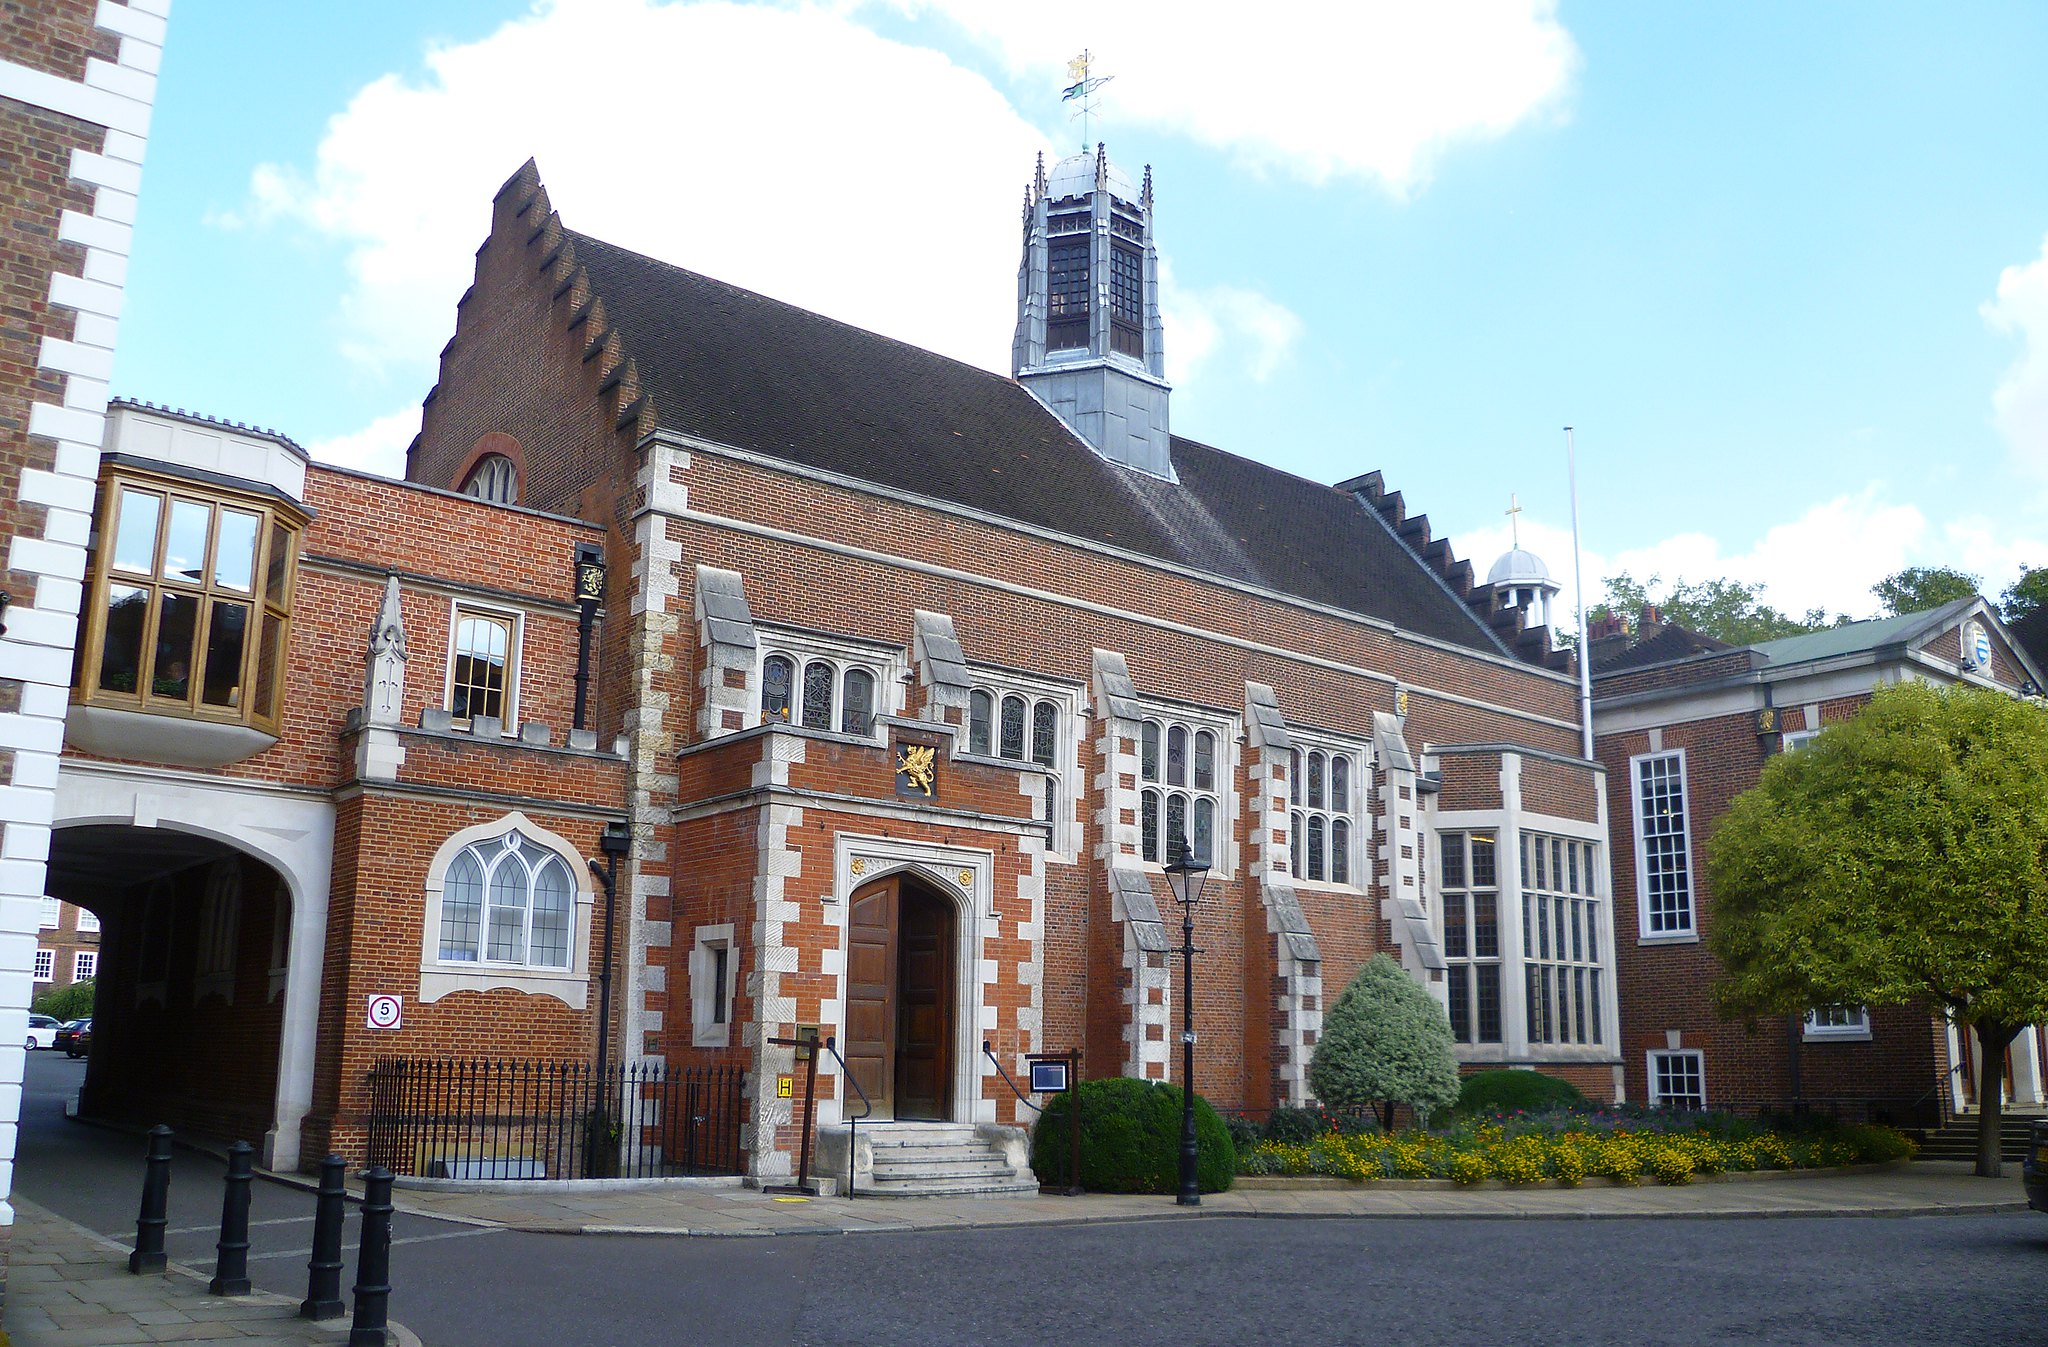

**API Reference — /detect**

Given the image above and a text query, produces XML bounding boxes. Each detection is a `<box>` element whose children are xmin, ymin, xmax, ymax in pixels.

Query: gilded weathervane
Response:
<box><xmin>896</xmin><ymin>743</ymin><xmax>937</xmax><ymax>798</ymax></box>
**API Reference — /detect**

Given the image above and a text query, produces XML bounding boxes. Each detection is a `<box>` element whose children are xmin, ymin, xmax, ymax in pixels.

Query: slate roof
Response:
<box><xmin>567</xmin><ymin>231</ymin><xmax>1505</xmax><ymax>655</ymax></box>
<box><xmin>1590</xmin><ymin>623</ymin><xmax>1735</xmax><ymax>674</ymax></box>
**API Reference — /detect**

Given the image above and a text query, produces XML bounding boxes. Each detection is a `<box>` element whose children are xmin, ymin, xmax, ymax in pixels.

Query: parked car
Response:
<box><xmin>55</xmin><ymin>1018</ymin><xmax>90</xmax><ymax>1057</ymax></box>
<box><xmin>25</xmin><ymin>1013</ymin><xmax>58</xmax><ymax>1051</ymax></box>
<box><xmin>2027</xmin><ymin>1120</ymin><xmax>2048</xmax><ymax>1215</ymax></box>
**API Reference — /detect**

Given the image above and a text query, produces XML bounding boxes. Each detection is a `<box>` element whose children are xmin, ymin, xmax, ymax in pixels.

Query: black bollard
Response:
<box><xmin>208</xmin><ymin>1140</ymin><xmax>254</xmax><ymax>1295</ymax></box>
<box><xmin>348</xmin><ymin>1166</ymin><xmax>394</xmax><ymax>1347</ymax></box>
<box><xmin>129</xmin><ymin>1124</ymin><xmax>173</xmax><ymax>1274</ymax></box>
<box><xmin>300</xmin><ymin>1154</ymin><xmax>348</xmax><ymax>1319</ymax></box>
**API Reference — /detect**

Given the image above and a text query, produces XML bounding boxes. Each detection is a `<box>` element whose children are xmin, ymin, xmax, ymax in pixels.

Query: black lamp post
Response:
<box><xmin>1163</xmin><ymin>830</ymin><xmax>1211</xmax><ymax>1207</ymax></box>
<box><xmin>587</xmin><ymin>821</ymin><xmax>631</xmax><ymax>1088</ymax></box>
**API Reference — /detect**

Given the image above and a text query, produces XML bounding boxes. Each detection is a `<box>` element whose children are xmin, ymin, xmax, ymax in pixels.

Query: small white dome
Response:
<box><xmin>1045</xmin><ymin>149</ymin><xmax>1139</xmax><ymax>207</ymax></box>
<box><xmin>1487</xmin><ymin>546</ymin><xmax>1555</xmax><ymax>589</ymax></box>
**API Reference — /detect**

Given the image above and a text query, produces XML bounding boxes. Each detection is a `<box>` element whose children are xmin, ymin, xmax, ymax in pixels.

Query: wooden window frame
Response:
<box><xmin>73</xmin><ymin>465</ymin><xmax>304</xmax><ymax>737</ymax></box>
<box><xmin>444</xmin><ymin>601</ymin><xmax>522</xmax><ymax>732</ymax></box>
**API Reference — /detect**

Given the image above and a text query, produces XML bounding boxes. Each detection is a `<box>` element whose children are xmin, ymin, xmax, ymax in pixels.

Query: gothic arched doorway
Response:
<box><xmin>844</xmin><ymin>873</ymin><xmax>956</xmax><ymax>1120</ymax></box>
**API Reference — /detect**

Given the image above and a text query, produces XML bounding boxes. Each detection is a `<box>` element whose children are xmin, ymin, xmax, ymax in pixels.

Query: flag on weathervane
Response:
<box><xmin>1062</xmin><ymin>50</ymin><xmax>1113</xmax><ymax>102</ymax></box>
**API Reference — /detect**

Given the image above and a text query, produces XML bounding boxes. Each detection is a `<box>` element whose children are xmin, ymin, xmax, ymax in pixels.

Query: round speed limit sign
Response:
<box><xmin>365</xmin><ymin>994</ymin><xmax>403</xmax><ymax>1030</ymax></box>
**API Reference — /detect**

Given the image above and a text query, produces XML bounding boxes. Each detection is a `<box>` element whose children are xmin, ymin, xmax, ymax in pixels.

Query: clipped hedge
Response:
<box><xmin>1454</xmin><ymin>1069</ymin><xmax>1586</xmax><ymax>1118</ymax></box>
<box><xmin>1031</xmin><ymin>1077</ymin><xmax>1235</xmax><ymax>1194</ymax></box>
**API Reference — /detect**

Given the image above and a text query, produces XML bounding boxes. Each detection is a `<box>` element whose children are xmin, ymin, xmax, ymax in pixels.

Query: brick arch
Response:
<box><xmin>450</xmin><ymin>432</ymin><xmax>528</xmax><ymax>496</ymax></box>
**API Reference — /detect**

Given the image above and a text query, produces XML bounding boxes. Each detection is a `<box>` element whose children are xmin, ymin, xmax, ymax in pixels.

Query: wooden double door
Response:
<box><xmin>844</xmin><ymin>875</ymin><xmax>955</xmax><ymax>1120</ymax></box>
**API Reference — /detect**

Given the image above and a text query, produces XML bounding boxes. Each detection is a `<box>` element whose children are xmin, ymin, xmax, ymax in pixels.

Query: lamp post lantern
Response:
<box><xmin>1163</xmin><ymin>830</ymin><xmax>1211</xmax><ymax>1207</ymax></box>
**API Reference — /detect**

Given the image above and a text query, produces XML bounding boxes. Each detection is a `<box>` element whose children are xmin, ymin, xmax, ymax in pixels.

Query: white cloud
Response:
<box><xmin>237</xmin><ymin>0</ymin><xmax>1051</xmax><ymax>381</ymax></box>
<box><xmin>1158</xmin><ymin>259</ymin><xmax>1302</xmax><ymax>386</ymax></box>
<box><xmin>895</xmin><ymin>0</ymin><xmax>1579</xmax><ymax>193</ymax></box>
<box><xmin>1454</xmin><ymin>486</ymin><xmax>2048</xmax><ymax>633</ymax></box>
<box><xmin>306</xmin><ymin>406</ymin><xmax>421</xmax><ymax>478</ymax></box>
<box><xmin>1983</xmin><ymin>233</ymin><xmax>2048</xmax><ymax>475</ymax></box>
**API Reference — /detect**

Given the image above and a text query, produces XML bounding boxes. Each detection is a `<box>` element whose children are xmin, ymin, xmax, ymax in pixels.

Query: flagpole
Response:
<box><xmin>1567</xmin><ymin>425</ymin><xmax>1593</xmax><ymax>759</ymax></box>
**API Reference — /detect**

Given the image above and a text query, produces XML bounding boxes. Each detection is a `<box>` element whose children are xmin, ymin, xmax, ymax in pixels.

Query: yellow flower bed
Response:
<box><xmin>1240</xmin><ymin>1118</ymin><xmax>1914</xmax><ymax>1187</ymax></box>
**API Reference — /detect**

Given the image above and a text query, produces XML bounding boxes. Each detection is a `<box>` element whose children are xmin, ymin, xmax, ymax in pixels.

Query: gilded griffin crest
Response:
<box><xmin>896</xmin><ymin>743</ymin><xmax>937</xmax><ymax>797</ymax></box>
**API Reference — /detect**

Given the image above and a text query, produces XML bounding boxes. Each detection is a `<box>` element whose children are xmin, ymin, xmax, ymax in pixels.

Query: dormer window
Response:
<box><xmin>73</xmin><ymin>466</ymin><xmax>303</xmax><ymax>738</ymax></box>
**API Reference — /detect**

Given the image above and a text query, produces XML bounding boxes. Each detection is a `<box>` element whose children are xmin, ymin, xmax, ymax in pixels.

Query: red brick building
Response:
<box><xmin>389</xmin><ymin>151</ymin><xmax>1619</xmax><ymax>1189</ymax></box>
<box><xmin>1592</xmin><ymin>599</ymin><xmax>2047</xmax><ymax>1125</ymax></box>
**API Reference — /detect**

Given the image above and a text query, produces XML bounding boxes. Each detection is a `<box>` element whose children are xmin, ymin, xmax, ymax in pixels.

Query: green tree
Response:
<box><xmin>1871</xmin><ymin>565</ymin><xmax>1979</xmax><ymax>617</ymax></box>
<box><xmin>1706</xmin><ymin>683</ymin><xmax>2048</xmax><ymax>1176</ymax></box>
<box><xmin>2002</xmin><ymin>564</ymin><xmax>2048</xmax><ymax>621</ymax></box>
<box><xmin>1307</xmin><ymin>953</ymin><xmax>1462</xmax><ymax>1129</ymax></box>
<box><xmin>31</xmin><ymin>978</ymin><xmax>93</xmax><ymax>1022</ymax></box>
<box><xmin>1596</xmin><ymin>572</ymin><xmax>1835</xmax><ymax>646</ymax></box>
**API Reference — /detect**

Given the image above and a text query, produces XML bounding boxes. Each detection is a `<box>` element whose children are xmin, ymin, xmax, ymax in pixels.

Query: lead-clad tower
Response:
<box><xmin>1012</xmin><ymin>143</ymin><xmax>1173</xmax><ymax>479</ymax></box>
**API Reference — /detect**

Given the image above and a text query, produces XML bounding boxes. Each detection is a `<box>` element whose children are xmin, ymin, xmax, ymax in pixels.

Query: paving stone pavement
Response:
<box><xmin>376</xmin><ymin>1160</ymin><xmax>2028</xmax><ymax>1237</ymax></box>
<box><xmin>5</xmin><ymin>1198</ymin><xmax>422</xmax><ymax>1347</ymax></box>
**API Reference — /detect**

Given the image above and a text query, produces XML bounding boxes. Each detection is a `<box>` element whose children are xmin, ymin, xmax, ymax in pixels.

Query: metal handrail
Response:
<box><xmin>821</xmin><ymin>1037</ymin><xmax>872</xmax><ymax>1199</ymax></box>
<box><xmin>982</xmin><ymin>1042</ymin><xmax>1043</xmax><ymax>1114</ymax></box>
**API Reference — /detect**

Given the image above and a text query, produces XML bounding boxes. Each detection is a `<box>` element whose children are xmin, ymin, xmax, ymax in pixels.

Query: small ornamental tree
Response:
<box><xmin>1707</xmin><ymin>683</ymin><xmax>2048</xmax><ymax>1177</ymax></box>
<box><xmin>1308</xmin><ymin>954</ymin><xmax>1462</xmax><ymax>1129</ymax></box>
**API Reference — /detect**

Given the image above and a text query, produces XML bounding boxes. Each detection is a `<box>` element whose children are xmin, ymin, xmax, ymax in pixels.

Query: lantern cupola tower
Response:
<box><xmin>1012</xmin><ymin>143</ymin><xmax>1173</xmax><ymax>479</ymax></box>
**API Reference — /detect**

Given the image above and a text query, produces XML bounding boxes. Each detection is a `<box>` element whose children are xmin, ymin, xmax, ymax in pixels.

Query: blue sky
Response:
<box><xmin>114</xmin><ymin>1</ymin><xmax>2048</xmax><ymax>622</ymax></box>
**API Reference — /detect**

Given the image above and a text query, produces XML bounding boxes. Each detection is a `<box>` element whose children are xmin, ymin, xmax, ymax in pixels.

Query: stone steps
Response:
<box><xmin>852</xmin><ymin>1121</ymin><xmax>1039</xmax><ymax>1199</ymax></box>
<box><xmin>1914</xmin><ymin>1113</ymin><xmax>2038</xmax><ymax>1162</ymax></box>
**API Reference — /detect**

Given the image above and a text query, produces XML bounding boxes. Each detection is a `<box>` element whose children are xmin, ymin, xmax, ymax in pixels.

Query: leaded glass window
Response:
<box><xmin>1000</xmin><ymin>694</ymin><xmax>1027</xmax><ymax>760</ymax></box>
<box><xmin>1440</xmin><ymin>831</ymin><xmax>1503</xmax><ymax>1045</ymax></box>
<box><xmin>1288</xmin><ymin>741</ymin><xmax>1360</xmax><ymax>885</ymax></box>
<box><xmin>969</xmin><ymin>690</ymin><xmax>993</xmax><ymax>754</ymax></box>
<box><xmin>762</xmin><ymin>655</ymin><xmax>794</xmax><ymax>722</ymax></box>
<box><xmin>840</xmin><ymin>668</ymin><xmax>875</xmax><ymax>735</ymax></box>
<box><xmin>801</xmin><ymin>661</ymin><xmax>834</xmax><ymax>731</ymax></box>
<box><xmin>1139</xmin><ymin>714</ymin><xmax>1228</xmax><ymax>867</ymax></box>
<box><xmin>439</xmin><ymin>830</ymin><xmax>573</xmax><ymax>970</ymax></box>
<box><xmin>1032</xmin><ymin>702</ymin><xmax>1057</xmax><ymax>767</ymax></box>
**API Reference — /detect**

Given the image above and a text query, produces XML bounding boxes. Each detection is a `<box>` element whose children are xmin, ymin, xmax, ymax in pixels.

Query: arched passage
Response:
<box><xmin>52</xmin><ymin>766</ymin><xmax>335</xmax><ymax>1170</ymax></box>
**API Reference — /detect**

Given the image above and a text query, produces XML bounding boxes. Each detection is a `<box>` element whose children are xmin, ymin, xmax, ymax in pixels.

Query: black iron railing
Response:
<box><xmin>363</xmin><ymin>1057</ymin><xmax>745</xmax><ymax>1180</ymax></box>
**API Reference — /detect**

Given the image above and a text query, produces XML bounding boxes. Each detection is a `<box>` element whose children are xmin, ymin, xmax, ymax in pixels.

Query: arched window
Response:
<box><xmin>1031</xmin><ymin>702</ymin><xmax>1057</xmax><ymax>767</ymax></box>
<box><xmin>439</xmin><ymin>829</ymin><xmax>574</xmax><ymax>970</ymax></box>
<box><xmin>1000</xmin><ymin>695</ymin><xmax>1027</xmax><ymax>760</ymax></box>
<box><xmin>1287</xmin><ymin>739</ymin><xmax>1363</xmax><ymax>886</ymax></box>
<box><xmin>840</xmin><ymin>668</ymin><xmax>875</xmax><ymax>735</ymax></box>
<box><xmin>762</xmin><ymin>655</ymin><xmax>794</xmax><ymax>722</ymax></box>
<box><xmin>968</xmin><ymin>690</ymin><xmax>994</xmax><ymax>754</ymax></box>
<box><xmin>1139</xmin><ymin>714</ymin><xmax>1227</xmax><ymax>867</ymax></box>
<box><xmin>800</xmin><ymin>660</ymin><xmax>835</xmax><ymax>730</ymax></box>
<box><xmin>463</xmin><ymin>455</ymin><xmax>518</xmax><ymax>505</ymax></box>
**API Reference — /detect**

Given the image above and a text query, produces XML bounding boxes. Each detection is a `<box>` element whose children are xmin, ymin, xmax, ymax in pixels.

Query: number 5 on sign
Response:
<box><xmin>366</xmin><ymin>995</ymin><xmax>403</xmax><ymax>1030</ymax></box>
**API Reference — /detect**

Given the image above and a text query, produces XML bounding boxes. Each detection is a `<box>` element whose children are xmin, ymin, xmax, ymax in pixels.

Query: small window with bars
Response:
<box><xmin>1648</xmin><ymin>1050</ymin><xmax>1705</xmax><ymax>1111</ymax></box>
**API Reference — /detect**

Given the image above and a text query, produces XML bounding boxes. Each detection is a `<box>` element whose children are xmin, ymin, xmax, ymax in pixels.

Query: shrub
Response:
<box><xmin>1454</xmin><ymin>1069</ymin><xmax>1586</xmax><ymax>1118</ymax></box>
<box><xmin>1031</xmin><ymin>1078</ymin><xmax>1235</xmax><ymax>1194</ymax></box>
<box><xmin>1308</xmin><ymin>955</ymin><xmax>1462</xmax><ymax>1128</ymax></box>
<box><xmin>32</xmin><ymin>978</ymin><xmax>93</xmax><ymax>1022</ymax></box>
<box><xmin>1262</xmin><ymin>1106</ymin><xmax>1325</xmax><ymax>1144</ymax></box>
<box><xmin>1223</xmin><ymin>1114</ymin><xmax>1264</xmax><ymax>1154</ymax></box>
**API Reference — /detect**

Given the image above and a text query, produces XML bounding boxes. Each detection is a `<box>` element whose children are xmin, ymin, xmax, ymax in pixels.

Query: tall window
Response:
<box><xmin>462</xmin><ymin>454</ymin><xmax>518</xmax><ymax>504</ymax></box>
<box><xmin>1648</xmin><ymin>1050</ymin><xmax>1705</xmax><ymax>1110</ymax></box>
<box><xmin>75</xmin><ymin>469</ymin><xmax>302</xmax><ymax>734</ymax></box>
<box><xmin>759</xmin><ymin>651</ymin><xmax>882</xmax><ymax>736</ymax></box>
<box><xmin>966</xmin><ymin>682</ymin><xmax>1070</xmax><ymax>836</ymax></box>
<box><xmin>1288</xmin><ymin>745</ymin><xmax>1359</xmax><ymax>884</ymax></box>
<box><xmin>39</xmin><ymin>897</ymin><xmax>58</xmax><ymax>929</ymax></box>
<box><xmin>1440</xmin><ymin>831</ymin><xmax>1503</xmax><ymax>1045</ymax></box>
<box><xmin>1140</xmin><ymin>716</ymin><xmax>1222</xmax><ymax>866</ymax></box>
<box><xmin>76</xmin><ymin>906</ymin><xmax>100</xmax><ymax>934</ymax></box>
<box><xmin>1109</xmin><ymin>241</ymin><xmax>1144</xmax><ymax>358</ymax></box>
<box><xmin>449</xmin><ymin>608</ymin><xmax>515</xmax><ymax>727</ymax></box>
<box><xmin>1633</xmin><ymin>751</ymin><xmax>1694</xmax><ymax>936</ymax></box>
<box><xmin>74</xmin><ymin>951</ymin><xmax>97</xmax><ymax>981</ymax></box>
<box><xmin>438</xmin><ymin>829</ymin><xmax>575</xmax><ymax>970</ymax></box>
<box><xmin>1522</xmin><ymin>832</ymin><xmax>1605</xmax><ymax>1046</ymax></box>
<box><xmin>33</xmin><ymin>949</ymin><xmax>53</xmax><ymax>983</ymax></box>
<box><xmin>1048</xmin><ymin>236</ymin><xmax>1090</xmax><ymax>350</ymax></box>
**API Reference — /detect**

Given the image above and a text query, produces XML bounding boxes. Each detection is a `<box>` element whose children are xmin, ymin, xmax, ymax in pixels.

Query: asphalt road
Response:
<box><xmin>16</xmin><ymin>1053</ymin><xmax>2047</xmax><ymax>1347</ymax></box>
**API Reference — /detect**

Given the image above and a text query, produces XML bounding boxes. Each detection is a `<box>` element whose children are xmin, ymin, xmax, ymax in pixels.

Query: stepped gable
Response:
<box><xmin>1341</xmin><ymin>471</ymin><xmax>1569</xmax><ymax>669</ymax></box>
<box><xmin>563</xmin><ymin>228</ymin><xmax>1508</xmax><ymax>655</ymax></box>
